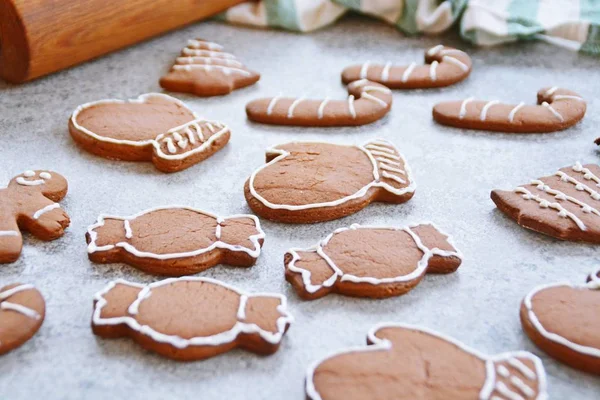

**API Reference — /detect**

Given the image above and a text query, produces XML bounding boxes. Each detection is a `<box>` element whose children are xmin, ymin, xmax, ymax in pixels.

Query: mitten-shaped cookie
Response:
<box><xmin>307</xmin><ymin>323</ymin><xmax>547</xmax><ymax>400</ymax></box>
<box><xmin>0</xmin><ymin>170</ymin><xmax>70</xmax><ymax>263</ymax></box>
<box><xmin>92</xmin><ymin>277</ymin><xmax>293</xmax><ymax>361</ymax></box>
<box><xmin>0</xmin><ymin>283</ymin><xmax>45</xmax><ymax>355</ymax></box>
<box><xmin>285</xmin><ymin>223</ymin><xmax>462</xmax><ymax>299</ymax></box>
<box><xmin>434</xmin><ymin>87</ymin><xmax>586</xmax><ymax>133</ymax></box>
<box><xmin>492</xmin><ymin>162</ymin><xmax>600</xmax><ymax>243</ymax></box>
<box><xmin>521</xmin><ymin>271</ymin><xmax>600</xmax><ymax>374</ymax></box>
<box><xmin>245</xmin><ymin>139</ymin><xmax>415</xmax><ymax>223</ymax></box>
<box><xmin>70</xmin><ymin>93</ymin><xmax>230</xmax><ymax>172</ymax></box>
<box><xmin>87</xmin><ymin>206</ymin><xmax>265</xmax><ymax>276</ymax></box>
<box><xmin>246</xmin><ymin>80</ymin><xmax>392</xmax><ymax>126</ymax></box>
<box><xmin>160</xmin><ymin>39</ymin><xmax>260</xmax><ymax>96</ymax></box>
<box><xmin>342</xmin><ymin>45</ymin><xmax>472</xmax><ymax>89</ymax></box>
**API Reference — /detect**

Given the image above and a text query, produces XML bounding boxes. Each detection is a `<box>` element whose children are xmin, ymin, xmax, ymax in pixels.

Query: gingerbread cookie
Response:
<box><xmin>0</xmin><ymin>283</ymin><xmax>45</xmax><ymax>355</ymax></box>
<box><xmin>285</xmin><ymin>223</ymin><xmax>462</xmax><ymax>299</ymax></box>
<box><xmin>0</xmin><ymin>170</ymin><xmax>70</xmax><ymax>263</ymax></box>
<box><xmin>342</xmin><ymin>45</ymin><xmax>472</xmax><ymax>89</ymax></box>
<box><xmin>69</xmin><ymin>93</ymin><xmax>230</xmax><ymax>172</ymax></box>
<box><xmin>245</xmin><ymin>80</ymin><xmax>392</xmax><ymax>126</ymax></box>
<box><xmin>307</xmin><ymin>323</ymin><xmax>547</xmax><ymax>400</ymax></box>
<box><xmin>86</xmin><ymin>206</ymin><xmax>265</xmax><ymax>276</ymax></box>
<box><xmin>160</xmin><ymin>39</ymin><xmax>260</xmax><ymax>96</ymax></box>
<box><xmin>433</xmin><ymin>87</ymin><xmax>586</xmax><ymax>133</ymax></box>
<box><xmin>244</xmin><ymin>139</ymin><xmax>415</xmax><ymax>223</ymax></box>
<box><xmin>521</xmin><ymin>272</ymin><xmax>600</xmax><ymax>375</ymax></box>
<box><xmin>491</xmin><ymin>162</ymin><xmax>600</xmax><ymax>243</ymax></box>
<box><xmin>92</xmin><ymin>277</ymin><xmax>293</xmax><ymax>361</ymax></box>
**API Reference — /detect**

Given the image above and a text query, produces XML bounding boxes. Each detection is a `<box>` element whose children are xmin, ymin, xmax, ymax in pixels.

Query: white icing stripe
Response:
<box><xmin>365</xmin><ymin>144</ymin><xmax>395</xmax><ymax>154</ymax></box>
<box><xmin>545</xmin><ymin>86</ymin><xmax>558</xmax><ymax>95</ymax></box>
<box><xmin>376</xmin><ymin>157</ymin><xmax>401</xmax><ymax>167</ymax></box>
<box><xmin>172</xmin><ymin>64</ymin><xmax>251</xmax><ymax>76</ymax></box>
<box><xmin>153</xmin><ymin>120</ymin><xmax>229</xmax><ymax>161</ymax></box>
<box><xmin>442</xmin><ymin>55</ymin><xmax>469</xmax><ymax>71</ymax></box>
<box><xmin>237</xmin><ymin>295</ymin><xmax>248</xmax><ymax>320</ymax></box>
<box><xmin>511</xmin><ymin>376</ymin><xmax>535</xmax><ymax>397</ymax></box>
<box><xmin>508</xmin><ymin>102</ymin><xmax>526</xmax><ymax>123</ymax></box>
<box><xmin>0</xmin><ymin>230</ymin><xmax>19</xmax><ymax>237</ymax></box>
<box><xmin>369</xmin><ymin>150</ymin><xmax>401</xmax><ymax>161</ymax></box>
<box><xmin>361</xmin><ymin>93</ymin><xmax>387</xmax><ymax>108</ymax></box>
<box><xmin>380</xmin><ymin>164</ymin><xmax>405</xmax><ymax>174</ymax></box>
<box><xmin>181</xmin><ymin>48</ymin><xmax>236</xmax><ymax>58</ymax></box>
<box><xmin>429</xmin><ymin>61</ymin><xmax>439</xmax><ymax>82</ymax></box>
<box><xmin>542</xmin><ymin>102</ymin><xmax>564</xmax><ymax>122</ymax></box>
<box><xmin>92</xmin><ymin>277</ymin><xmax>294</xmax><ymax>349</ymax></box>
<box><xmin>165</xmin><ymin>138</ymin><xmax>177</xmax><ymax>154</ymax></box>
<box><xmin>16</xmin><ymin>177</ymin><xmax>45</xmax><ymax>186</ymax></box>
<box><xmin>124</xmin><ymin>220</ymin><xmax>133</xmax><ymax>239</ymax></box>
<box><xmin>459</xmin><ymin>97</ymin><xmax>474</xmax><ymax>119</ymax></box>
<box><xmin>86</xmin><ymin>207</ymin><xmax>265</xmax><ymax>260</ymax></box>
<box><xmin>495</xmin><ymin>381</ymin><xmax>525</xmax><ymax>400</ymax></box>
<box><xmin>507</xmin><ymin>358</ymin><xmax>536</xmax><ymax>380</ymax></box>
<box><xmin>347</xmin><ymin>95</ymin><xmax>356</xmax><ymax>119</ymax></box>
<box><xmin>480</xmin><ymin>100</ymin><xmax>500</xmax><ymax>121</ymax></box>
<box><xmin>514</xmin><ymin>187</ymin><xmax>586</xmax><ymax>231</ymax></box>
<box><xmin>176</xmin><ymin>56</ymin><xmax>243</xmax><ymax>68</ymax></box>
<box><xmin>206</xmin><ymin>123</ymin><xmax>215</xmax><ymax>133</ymax></box>
<box><xmin>573</xmin><ymin>162</ymin><xmax>600</xmax><ymax>186</ymax></box>
<box><xmin>187</xmin><ymin>39</ymin><xmax>224</xmax><ymax>51</ymax></box>
<box><xmin>305</xmin><ymin>323</ymin><xmax>547</xmax><ymax>400</ymax></box>
<box><xmin>427</xmin><ymin>44</ymin><xmax>444</xmax><ymax>55</ymax></box>
<box><xmin>497</xmin><ymin>365</ymin><xmax>510</xmax><ymax>377</ymax></box>
<box><xmin>215</xmin><ymin>222</ymin><xmax>222</xmax><ymax>240</ymax></box>
<box><xmin>532</xmin><ymin>179</ymin><xmax>600</xmax><ymax>216</ymax></box>
<box><xmin>33</xmin><ymin>203</ymin><xmax>60</xmax><ymax>220</ymax></box>
<box><xmin>184</xmin><ymin>127</ymin><xmax>196</xmax><ymax>144</ymax></box>
<box><xmin>1</xmin><ymin>302</ymin><xmax>40</xmax><ymax>319</ymax></box>
<box><xmin>0</xmin><ymin>284</ymin><xmax>35</xmax><ymax>301</ymax></box>
<box><xmin>381</xmin><ymin>171</ymin><xmax>406</xmax><ymax>184</ymax></box>
<box><xmin>362</xmin><ymin>86</ymin><xmax>392</xmax><ymax>94</ymax></box>
<box><xmin>555</xmin><ymin>170</ymin><xmax>600</xmax><ymax>200</ymax></box>
<box><xmin>317</xmin><ymin>98</ymin><xmax>330</xmax><ymax>119</ymax></box>
<box><xmin>266</xmin><ymin>97</ymin><xmax>280</xmax><ymax>116</ymax></box>
<box><xmin>287</xmin><ymin>97</ymin><xmax>305</xmax><ymax>118</ymax></box>
<box><xmin>359</xmin><ymin>61</ymin><xmax>370</xmax><ymax>79</ymax></box>
<box><xmin>381</xmin><ymin>62</ymin><xmax>392</xmax><ymax>82</ymax></box>
<box><xmin>401</xmin><ymin>62</ymin><xmax>416</xmax><ymax>83</ymax></box>
<box><xmin>553</xmin><ymin>95</ymin><xmax>584</xmax><ymax>101</ymax></box>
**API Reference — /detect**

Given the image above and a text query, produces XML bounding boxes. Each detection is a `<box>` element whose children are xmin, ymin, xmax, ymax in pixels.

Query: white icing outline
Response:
<box><xmin>286</xmin><ymin>222</ymin><xmax>462</xmax><ymax>294</ymax></box>
<box><xmin>305</xmin><ymin>323</ymin><xmax>547</xmax><ymax>400</ymax></box>
<box><xmin>0</xmin><ymin>284</ymin><xmax>41</xmax><ymax>320</ymax></box>
<box><xmin>0</xmin><ymin>231</ymin><xmax>19</xmax><ymax>237</ymax></box>
<box><xmin>86</xmin><ymin>205</ymin><xmax>265</xmax><ymax>260</ymax></box>
<box><xmin>92</xmin><ymin>277</ymin><xmax>293</xmax><ymax>349</ymax></box>
<box><xmin>248</xmin><ymin>139</ymin><xmax>416</xmax><ymax>211</ymax></box>
<box><xmin>523</xmin><ymin>280</ymin><xmax>600</xmax><ymax>358</ymax></box>
<box><xmin>33</xmin><ymin>203</ymin><xmax>60</xmax><ymax>220</ymax></box>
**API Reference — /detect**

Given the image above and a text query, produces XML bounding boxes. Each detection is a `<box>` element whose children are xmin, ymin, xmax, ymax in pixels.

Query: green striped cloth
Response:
<box><xmin>219</xmin><ymin>0</ymin><xmax>600</xmax><ymax>54</ymax></box>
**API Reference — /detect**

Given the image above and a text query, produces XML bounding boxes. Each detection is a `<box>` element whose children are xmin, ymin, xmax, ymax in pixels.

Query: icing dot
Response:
<box><xmin>39</xmin><ymin>172</ymin><xmax>51</xmax><ymax>179</ymax></box>
<box><xmin>23</xmin><ymin>170</ymin><xmax>35</xmax><ymax>177</ymax></box>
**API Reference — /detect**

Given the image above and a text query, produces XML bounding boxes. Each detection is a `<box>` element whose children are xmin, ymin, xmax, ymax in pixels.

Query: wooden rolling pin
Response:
<box><xmin>0</xmin><ymin>0</ymin><xmax>245</xmax><ymax>83</ymax></box>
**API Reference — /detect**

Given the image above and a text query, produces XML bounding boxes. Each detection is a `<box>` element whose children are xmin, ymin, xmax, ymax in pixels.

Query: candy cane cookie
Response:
<box><xmin>160</xmin><ymin>39</ymin><xmax>260</xmax><ymax>97</ymax></box>
<box><xmin>341</xmin><ymin>45</ymin><xmax>472</xmax><ymax>89</ymax></box>
<box><xmin>245</xmin><ymin>80</ymin><xmax>392</xmax><ymax>126</ymax></box>
<box><xmin>521</xmin><ymin>271</ymin><xmax>600</xmax><ymax>375</ymax></box>
<box><xmin>0</xmin><ymin>283</ymin><xmax>45</xmax><ymax>355</ymax></box>
<box><xmin>70</xmin><ymin>93</ymin><xmax>230</xmax><ymax>172</ymax></box>
<box><xmin>434</xmin><ymin>87</ymin><xmax>586</xmax><ymax>133</ymax></box>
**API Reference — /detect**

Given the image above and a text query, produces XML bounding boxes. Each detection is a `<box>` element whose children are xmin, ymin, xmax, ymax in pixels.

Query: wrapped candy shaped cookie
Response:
<box><xmin>92</xmin><ymin>277</ymin><xmax>293</xmax><ymax>361</ymax></box>
<box><xmin>0</xmin><ymin>283</ymin><xmax>45</xmax><ymax>355</ymax></box>
<box><xmin>306</xmin><ymin>323</ymin><xmax>548</xmax><ymax>400</ymax></box>
<box><xmin>86</xmin><ymin>206</ymin><xmax>265</xmax><ymax>276</ymax></box>
<box><xmin>0</xmin><ymin>170</ymin><xmax>70</xmax><ymax>263</ymax></box>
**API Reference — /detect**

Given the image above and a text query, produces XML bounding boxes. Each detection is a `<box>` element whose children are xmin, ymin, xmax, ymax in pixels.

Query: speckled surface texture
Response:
<box><xmin>1</xmin><ymin>15</ymin><xmax>599</xmax><ymax>400</ymax></box>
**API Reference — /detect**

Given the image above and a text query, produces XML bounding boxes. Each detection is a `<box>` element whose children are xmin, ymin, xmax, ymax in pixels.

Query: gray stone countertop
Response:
<box><xmin>0</xmin><ymin>14</ymin><xmax>599</xmax><ymax>400</ymax></box>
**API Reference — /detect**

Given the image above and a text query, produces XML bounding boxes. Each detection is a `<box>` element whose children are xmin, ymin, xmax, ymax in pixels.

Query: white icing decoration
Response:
<box><xmin>0</xmin><ymin>284</ymin><xmax>40</xmax><ymax>320</ymax></box>
<box><xmin>459</xmin><ymin>97</ymin><xmax>474</xmax><ymax>119</ymax></box>
<box><xmin>0</xmin><ymin>231</ymin><xmax>19</xmax><ymax>237</ymax></box>
<box><xmin>0</xmin><ymin>284</ymin><xmax>35</xmax><ymax>301</ymax></box>
<box><xmin>514</xmin><ymin>187</ymin><xmax>586</xmax><ymax>231</ymax></box>
<box><xmin>381</xmin><ymin>62</ymin><xmax>392</xmax><ymax>82</ymax></box>
<box><xmin>573</xmin><ymin>162</ymin><xmax>600</xmax><ymax>187</ymax></box>
<box><xmin>523</xmin><ymin>281</ymin><xmax>600</xmax><ymax>359</ymax></box>
<box><xmin>39</xmin><ymin>172</ymin><xmax>51</xmax><ymax>180</ymax></box>
<box><xmin>443</xmin><ymin>55</ymin><xmax>469</xmax><ymax>71</ymax></box>
<box><xmin>165</xmin><ymin>138</ymin><xmax>177</xmax><ymax>154</ymax></box>
<box><xmin>23</xmin><ymin>170</ymin><xmax>35</xmax><ymax>177</ymax></box>
<box><xmin>287</xmin><ymin>97</ymin><xmax>305</xmax><ymax>118</ymax></box>
<box><xmin>480</xmin><ymin>100</ymin><xmax>500</xmax><ymax>121</ymax></box>
<box><xmin>508</xmin><ymin>102</ymin><xmax>526</xmax><ymax>123</ymax></box>
<box><xmin>347</xmin><ymin>95</ymin><xmax>356</xmax><ymax>119</ymax></box>
<box><xmin>248</xmin><ymin>139</ymin><xmax>416</xmax><ymax>212</ymax></box>
<box><xmin>124</xmin><ymin>220</ymin><xmax>133</xmax><ymax>239</ymax></box>
<box><xmin>267</xmin><ymin>96</ymin><xmax>280</xmax><ymax>116</ymax></box>
<box><xmin>33</xmin><ymin>203</ymin><xmax>60</xmax><ymax>220</ymax></box>
<box><xmin>153</xmin><ymin>119</ymin><xmax>229</xmax><ymax>161</ymax></box>
<box><xmin>427</xmin><ymin>44</ymin><xmax>444</xmax><ymax>55</ymax></box>
<box><xmin>181</xmin><ymin>48</ymin><xmax>236</xmax><ymax>59</ymax></box>
<box><xmin>545</xmin><ymin>87</ymin><xmax>558</xmax><ymax>96</ymax></box>
<box><xmin>542</xmin><ymin>102</ymin><xmax>564</xmax><ymax>122</ymax></box>
<box><xmin>402</xmin><ymin>62</ymin><xmax>416</xmax><ymax>83</ymax></box>
<box><xmin>497</xmin><ymin>365</ymin><xmax>510</xmax><ymax>377</ymax></box>
<box><xmin>511</xmin><ymin>376</ymin><xmax>535</xmax><ymax>397</ymax></box>
<box><xmin>187</xmin><ymin>39</ymin><xmax>223</xmax><ymax>51</ymax></box>
<box><xmin>365</xmin><ymin>144</ymin><xmax>395</xmax><ymax>154</ymax></box>
<box><xmin>317</xmin><ymin>98</ymin><xmax>330</xmax><ymax>119</ymax></box>
<box><xmin>92</xmin><ymin>277</ymin><xmax>293</xmax><ymax>349</ymax></box>
<box><xmin>305</xmin><ymin>323</ymin><xmax>547</xmax><ymax>400</ymax></box>
<box><xmin>172</xmin><ymin>64</ymin><xmax>251</xmax><ymax>76</ymax></box>
<box><xmin>286</xmin><ymin>222</ymin><xmax>462</xmax><ymax>293</ymax></box>
<box><xmin>359</xmin><ymin>61</ymin><xmax>370</xmax><ymax>79</ymax></box>
<box><xmin>553</xmin><ymin>95</ymin><xmax>584</xmax><ymax>102</ymax></box>
<box><xmin>237</xmin><ymin>295</ymin><xmax>248</xmax><ymax>320</ymax></box>
<box><xmin>361</xmin><ymin>93</ymin><xmax>388</xmax><ymax>108</ymax></box>
<box><xmin>16</xmin><ymin>177</ymin><xmax>45</xmax><ymax>186</ymax></box>
<box><xmin>87</xmin><ymin>206</ymin><xmax>265</xmax><ymax>260</ymax></box>
<box><xmin>429</xmin><ymin>61</ymin><xmax>439</xmax><ymax>81</ymax></box>
<box><xmin>495</xmin><ymin>381</ymin><xmax>525</xmax><ymax>400</ymax></box>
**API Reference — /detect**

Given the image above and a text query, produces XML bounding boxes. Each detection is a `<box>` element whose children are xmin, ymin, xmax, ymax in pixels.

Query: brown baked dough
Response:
<box><xmin>0</xmin><ymin>283</ymin><xmax>45</xmax><ymax>355</ymax></box>
<box><xmin>342</xmin><ymin>45</ymin><xmax>472</xmax><ymax>89</ymax></box>
<box><xmin>245</xmin><ymin>80</ymin><xmax>392</xmax><ymax>126</ymax></box>
<box><xmin>306</xmin><ymin>323</ymin><xmax>547</xmax><ymax>400</ymax></box>
<box><xmin>491</xmin><ymin>162</ymin><xmax>600</xmax><ymax>243</ymax></box>
<box><xmin>520</xmin><ymin>272</ymin><xmax>600</xmax><ymax>374</ymax></box>
<box><xmin>69</xmin><ymin>93</ymin><xmax>230</xmax><ymax>172</ymax></box>
<box><xmin>92</xmin><ymin>277</ymin><xmax>293</xmax><ymax>361</ymax></box>
<box><xmin>285</xmin><ymin>223</ymin><xmax>462</xmax><ymax>299</ymax></box>
<box><xmin>244</xmin><ymin>139</ymin><xmax>415</xmax><ymax>223</ymax></box>
<box><xmin>433</xmin><ymin>87</ymin><xmax>586</xmax><ymax>133</ymax></box>
<box><xmin>160</xmin><ymin>39</ymin><xmax>260</xmax><ymax>96</ymax></box>
<box><xmin>0</xmin><ymin>170</ymin><xmax>70</xmax><ymax>263</ymax></box>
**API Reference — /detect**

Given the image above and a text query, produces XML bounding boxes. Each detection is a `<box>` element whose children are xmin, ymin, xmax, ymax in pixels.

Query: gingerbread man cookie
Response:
<box><xmin>92</xmin><ymin>277</ymin><xmax>293</xmax><ymax>361</ymax></box>
<box><xmin>342</xmin><ymin>45</ymin><xmax>472</xmax><ymax>89</ymax></box>
<box><xmin>86</xmin><ymin>206</ymin><xmax>265</xmax><ymax>276</ymax></box>
<box><xmin>0</xmin><ymin>170</ymin><xmax>70</xmax><ymax>263</ymax></box>
<box><xmin>160</xmin><ymin>39</ymin><xmax>260</xmax><ymax>96</ymax></box>
<box><xmin>521</xmin><ymin>271</ymin><xmax>600</xmax><ymax>375</ymax></box>
<box><xmin>492</xmin><ymin>162</ymin><xmax>600</xmax><ymax>243</ymax></box>
<box><xmin>244</xmin><ymin>139</ymin><xmax>415</xmax><ymax>223</ymax></box>
<box><xmin>433</xmin><ymin>87</ymin><xmax>586</xmax><ymax>133</ymax></box>
<box><xmin>69</xmin><ymin>93</ymin><xmax>230</xmax><ymax>172</ymax></box>
<box><xmin>245</xmin><ymin>80</ymin><xmax>392</xmax><ymax>126</ymax></box>
<box><xmin>285</xmin><ymin>223</ymin><xmax>462</xmax><ymax>299</ymax></box>
<box><xmin>306</xmin><ymin>323</ymin><xmax>548</xmax><ymax>400</ymax></box>
<box><xmin>0</xmin><ymin>283</ymin><xmax>45</xmax><ymax>355</ymax></box>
